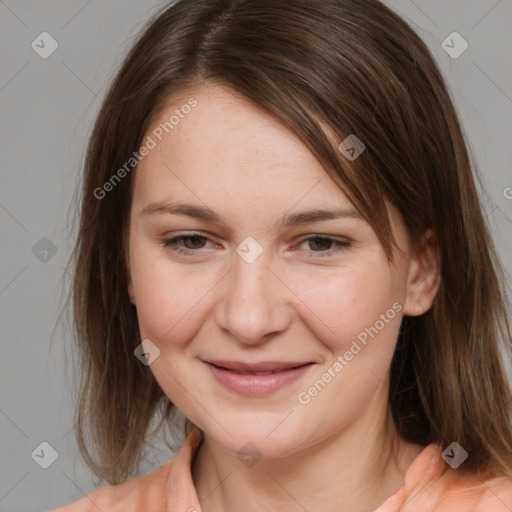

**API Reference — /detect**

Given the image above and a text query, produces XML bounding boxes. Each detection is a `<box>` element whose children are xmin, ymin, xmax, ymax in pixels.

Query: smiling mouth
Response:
<box><xmin>203</xmin><ymin>360</ymin><xmax>315</xmax><ymax>396</ymax></box>
<box><xmin>209</xmin><ymin>363</ymin><xmax>310</xmax><ymax>376</ymax></box>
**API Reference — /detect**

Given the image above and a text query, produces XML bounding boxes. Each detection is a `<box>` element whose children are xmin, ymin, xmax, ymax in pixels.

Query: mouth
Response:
<box><xmin>218</xmin><ymin>368</ymin><xmax>294</xmax><ymax>375</ymax></box>
<box><xmin>202</xmin><ymin>360</ymin><xmax>315</xmax><ymax>395</ymax></box>
<box><xmin>205</xmin><ymin>359</ymin><xmax>312</xmax><ymax>373</ymax></box>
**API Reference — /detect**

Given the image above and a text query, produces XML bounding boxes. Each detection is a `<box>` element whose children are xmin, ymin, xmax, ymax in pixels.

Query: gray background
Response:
<box><xmin>1</xmin><ymin>1</ymin><xmax>511</xmax><ymax>511</ymax></box>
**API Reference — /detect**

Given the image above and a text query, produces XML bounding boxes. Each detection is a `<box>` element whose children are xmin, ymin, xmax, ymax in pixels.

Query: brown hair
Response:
<box><xmin>70</xmin><ymin>0</ymin><xmax>512</xmax><ymax>484</ymax></box>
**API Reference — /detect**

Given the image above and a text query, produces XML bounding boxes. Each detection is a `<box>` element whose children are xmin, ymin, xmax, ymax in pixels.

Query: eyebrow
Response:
<box><xmin>141</xmin><ymin>201</ymin><xmax>363</xmax><ymax>228</ymax></box>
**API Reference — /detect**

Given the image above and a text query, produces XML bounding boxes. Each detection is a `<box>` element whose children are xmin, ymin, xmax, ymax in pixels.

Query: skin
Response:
<box><xmin>125</xmin><ymin>83</ymin><xmax>440</xmax><ymax>512</ymax></box>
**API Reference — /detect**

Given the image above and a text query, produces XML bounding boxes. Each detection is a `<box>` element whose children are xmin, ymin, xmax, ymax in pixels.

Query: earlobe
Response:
<box><xmin>403</xmin><ymin>229</ymin><xmax>441</xmax><ymax>316</ymax></box>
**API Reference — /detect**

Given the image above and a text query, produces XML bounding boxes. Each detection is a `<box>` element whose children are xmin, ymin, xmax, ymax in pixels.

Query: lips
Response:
<box><xmin>203</xmin><ymin>360</ymin><xmax>314</xmax><ymax>396</ymax></box>
<box><xmin>205</xmin><ymin>360</ymin><xmax>310</xmax><ymax>374</ymax></box>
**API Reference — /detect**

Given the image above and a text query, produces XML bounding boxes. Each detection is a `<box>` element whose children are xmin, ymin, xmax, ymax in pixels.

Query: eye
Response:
<box><xmin>162</xmin><ymin>233</ymin><xmax>351</xmax><ymax>258</ymax></box>
<box><xmin>162</xmin><ymin>233</ymin><xmax>214</xmax><ymax>255</ymax></box>
<box><xmin>294</xmin><ymin>235</ymin><xmax>351</xmax><ymax>257</ymax></box>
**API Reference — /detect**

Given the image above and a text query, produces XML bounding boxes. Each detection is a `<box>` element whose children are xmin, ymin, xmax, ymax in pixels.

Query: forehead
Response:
<box><xmin>133</xmin><ymin>84</ymin><xmax>354</xmax><ymax>213</ymax></box>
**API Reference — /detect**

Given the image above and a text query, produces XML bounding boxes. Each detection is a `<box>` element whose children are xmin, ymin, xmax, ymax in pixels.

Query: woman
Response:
<box><xmin>52</xmin><ymin>0</ymin><xmax>512</xmax><ymax>510</ymax></box>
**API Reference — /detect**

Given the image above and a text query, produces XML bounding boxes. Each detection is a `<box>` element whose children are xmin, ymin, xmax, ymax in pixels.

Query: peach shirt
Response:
<box><xmin>51</xmin><ymin>427</ymin><xmax>512</xmax><ymax>512</ymax></box>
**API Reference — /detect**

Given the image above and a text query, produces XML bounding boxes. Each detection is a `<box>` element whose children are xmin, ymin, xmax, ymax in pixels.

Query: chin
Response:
<box><xmin>199</xmin><ymin>415</ymin><xmax>314</xmax><ymax>461</ymax></box>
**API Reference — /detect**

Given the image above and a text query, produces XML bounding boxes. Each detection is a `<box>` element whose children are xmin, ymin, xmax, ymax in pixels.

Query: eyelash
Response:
<box><xmin>162</xmin><ymin>233</ymin><xmax>351</xmax><ymax>258</ymax></box>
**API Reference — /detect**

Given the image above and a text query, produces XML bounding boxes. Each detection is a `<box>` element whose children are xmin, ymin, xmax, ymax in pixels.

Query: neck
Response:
<box><xmin>191</xmin><ymin>392</ymin><xmax>423</xmax><ymax>512</ymax></box>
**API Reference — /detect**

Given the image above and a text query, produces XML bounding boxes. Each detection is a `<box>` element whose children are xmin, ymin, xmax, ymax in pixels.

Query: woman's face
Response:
<box><xmin>126</xmin><ymin>83</ymin><xmax>436</xmax><ymax>459</ymax></box>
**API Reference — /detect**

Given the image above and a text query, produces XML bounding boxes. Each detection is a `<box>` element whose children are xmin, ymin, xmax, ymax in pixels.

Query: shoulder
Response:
<box><xmin>49</xmin><ymin>427</ymin><xmax>204</xmax><ymax>512</ymax></box>
<box><xmin>378</xmin><ymin>443</ymin><xmax>512</xmax><ymax>512</ymax></box>
<box><xmin>472</xmin><ymin>474</ymin><xmax>512</xmax><ymax>511</ymax></box>
<box><xmin>49</xmin><ymin>460</ymin><xmax>173</xmax><ymax>512</ymax></box>
<box><xmin>418</xmin><ymin>445</ymin><xmax>512</xmax><ymax>511</ymax></box>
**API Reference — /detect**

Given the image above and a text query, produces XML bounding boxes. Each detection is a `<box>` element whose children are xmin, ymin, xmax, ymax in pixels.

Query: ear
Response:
<box><xmin>402</xmin><ymin>229</ymin><xmax>440</xmax><ymax>316</ymax></box>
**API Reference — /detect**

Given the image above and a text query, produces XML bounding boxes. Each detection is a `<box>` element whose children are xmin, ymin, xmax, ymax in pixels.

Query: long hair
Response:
<box><xmin>70</xmin><ymin>0</ymin><xmax>512</xmax><ymax>483</ymax></box>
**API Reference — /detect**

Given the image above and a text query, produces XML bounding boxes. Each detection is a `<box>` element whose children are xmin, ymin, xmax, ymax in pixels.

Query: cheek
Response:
<box><xmin>130</xmin><ymin>247</ymin><xmax>216</xmax><ymax>346</ymax></box>
<box><xmin>288</xmin><ymin>262</ymin><xmax>402</xmax><ymax>357</ymax></box>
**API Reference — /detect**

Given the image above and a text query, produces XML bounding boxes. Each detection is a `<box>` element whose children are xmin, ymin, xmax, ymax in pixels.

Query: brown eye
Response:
<box><xmin>297</xmin><ymin>236</ymin><xmax>351</xmax><ymax>257</ymax></box>
<box><xmin>163</xmin><ymin>234</ymin><xmax>211</xmax><ymax>254</ymax></box>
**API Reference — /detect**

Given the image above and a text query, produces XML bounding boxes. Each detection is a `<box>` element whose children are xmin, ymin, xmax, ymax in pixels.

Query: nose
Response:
<box><xmin>215</xmin><ymin>249</ymin><xmax>292</xmax><ymax>345</ymax></box>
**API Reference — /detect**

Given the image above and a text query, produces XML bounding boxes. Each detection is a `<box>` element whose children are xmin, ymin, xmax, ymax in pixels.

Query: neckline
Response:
<box><xmin>166</xmin><ymin>427</ymin><xmax>442</xmax><ymax>511</ymax></box>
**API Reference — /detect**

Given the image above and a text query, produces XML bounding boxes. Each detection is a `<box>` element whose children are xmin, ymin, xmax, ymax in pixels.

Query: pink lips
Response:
<box><xmin>203</xmin><ymin>359</ymin><xmax>314</xmax><ymax>396</ymax></box>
